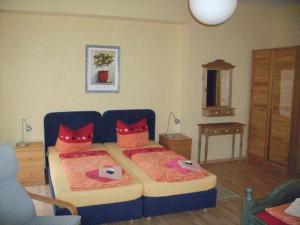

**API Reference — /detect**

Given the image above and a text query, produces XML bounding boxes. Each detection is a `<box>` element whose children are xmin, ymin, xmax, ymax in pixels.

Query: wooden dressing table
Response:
<box><xmin>197</xmin><ymin>122</ymin><xmax>245</xmax><ymax>163</ymax></box>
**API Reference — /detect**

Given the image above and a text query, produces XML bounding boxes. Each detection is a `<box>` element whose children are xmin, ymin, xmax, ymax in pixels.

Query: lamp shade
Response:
<box><xmin>189</xmin><ymin>0</ymin><xmax>238</xmax><ymax>25</ymax></box>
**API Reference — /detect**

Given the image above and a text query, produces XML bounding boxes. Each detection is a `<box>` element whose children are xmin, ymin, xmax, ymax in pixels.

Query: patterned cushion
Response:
<box><xmin>116</xmin><ymin>118</ymin><xmax>149</xmax><ymax>148</ymax></box>
<box><xmin>55</xmin><ymin>123</ymin><xmax>93</xmax><ymax>153</ymax></box>
<box><xmin>265</xmin><ymin>203</ymin><xmax>300</xmax><ymax>225</ymax></box>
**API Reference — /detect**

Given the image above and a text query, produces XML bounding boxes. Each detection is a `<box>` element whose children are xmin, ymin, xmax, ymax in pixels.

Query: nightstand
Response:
<box><xmin>15</xmin><ymin>142</ymin><xmax>45</xmax><ymax>186</ymax></box>
<box><xmin>159</xmin><ymin>133</ymin><xmax>192</xmax><ymax>159</ymax></box>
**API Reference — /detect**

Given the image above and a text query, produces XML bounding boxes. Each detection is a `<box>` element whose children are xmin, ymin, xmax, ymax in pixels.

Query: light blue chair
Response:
<box><xmin>0</xmin><ymin>143</ymin><xmax>81</xmax><ymax>225</ymax></box>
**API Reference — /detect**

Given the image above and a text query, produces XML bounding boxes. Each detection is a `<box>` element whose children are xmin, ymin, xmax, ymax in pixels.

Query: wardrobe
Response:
<box><xmin>248</xmin><ymin>46</ymin><xmax>300</xmax><ymax>174</ymax></box>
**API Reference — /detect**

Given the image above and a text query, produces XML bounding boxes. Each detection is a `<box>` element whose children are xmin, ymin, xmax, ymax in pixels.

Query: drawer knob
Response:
<box><xmin>225</xmin><ymin>129</ymin><xmax>229</xmax><ymax>133</ymax></box>
<box><xmin>236</xmin><ymin>129</ymin><xmax>239</xmax><ymax>132</ymax></box>
<box><xmin>215</xmin><ymin>111</ymin><xmax>219</xmax><ymax>115</ymax></box>
<box><xmin>214</xmin><ymin>130</ymin><xmax>218</xmax><ymax>134</ymax></box>
<box><xmin>226</xmin><ymin>111</ymin><xmax>230</xmax><ymax>114</ymax></box>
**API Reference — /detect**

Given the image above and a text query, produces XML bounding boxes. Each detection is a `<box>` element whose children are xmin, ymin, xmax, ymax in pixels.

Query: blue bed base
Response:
<box><xmin>44</xmin><ymin>109</ymin><xmax>217</xmax><ymax>225</ymax></box>
<box><xmin>143</xmin><ymin>189</ymin><xmax>217</xmax><ymax>217</ymax></box>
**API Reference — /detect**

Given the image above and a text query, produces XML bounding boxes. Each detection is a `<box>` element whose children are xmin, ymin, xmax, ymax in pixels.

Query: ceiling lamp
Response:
<box><xmin>189</xmin><ymin>0</ymin><xmax>238</xmax><ymax>25</ymax></box>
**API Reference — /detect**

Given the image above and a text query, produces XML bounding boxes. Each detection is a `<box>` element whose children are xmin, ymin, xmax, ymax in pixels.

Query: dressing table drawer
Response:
<box><xmin>208</xmin><ymin>128</ymin><xmax>233</xmax><ymax>136</ymax></box>
<box><xmin>202</xmin><ymin>108</ymin><xmax>235</xmax><ymax>117</ymax></box>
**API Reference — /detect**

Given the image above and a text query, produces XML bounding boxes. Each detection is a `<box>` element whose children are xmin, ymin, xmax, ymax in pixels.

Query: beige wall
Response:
<box><xmin>181</xmin><ymin>1</ymin><xmax>300</xmax><ymax>161</ymax></box>
<box><xmin>0</xmin><ymin>0</ymin><xmax>187</xmax><ymax>23</ymax></box>
<box><xmin>0</xmin><ymin>11</ymin><xmax>182</xmax><ymax>144</ymax></box>
<box><xmin>181</xmin><ymin>1</ymin><xmax>300</xmax><ymax>160</ymax></box>
<box><xmin>0</xmin><ymin>0</ymin><xmax>299</xmax><ymax>161</ymax></box>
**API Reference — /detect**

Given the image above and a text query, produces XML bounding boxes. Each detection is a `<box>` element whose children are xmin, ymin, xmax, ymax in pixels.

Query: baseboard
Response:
<box><xmin>200</xmin><ymin>156</ymin><xmax>247</xmax><ymax>164</ymax></box>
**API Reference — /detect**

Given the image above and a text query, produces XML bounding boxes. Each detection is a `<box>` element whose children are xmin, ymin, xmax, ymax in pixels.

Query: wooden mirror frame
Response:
<box><xmin>202</xmin><ymin>59</ymin><xmax>235</xmax><ymax>117</ymax></box>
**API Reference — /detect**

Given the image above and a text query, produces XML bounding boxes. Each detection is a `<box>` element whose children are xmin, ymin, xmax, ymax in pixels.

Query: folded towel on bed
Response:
<box><xmin>86</xmin><ymin>167</ymin><xmax>124</xmax><ymax>182</ymax></box>
<box><xmin>177</xmin><ymin>160</ymin><xmax>202</xmax><ymax>172</ymax></box>
<box><xmin>99</xmin><ymin>166</ymin><xmax>123</xmax><ymax>181</ymax></box>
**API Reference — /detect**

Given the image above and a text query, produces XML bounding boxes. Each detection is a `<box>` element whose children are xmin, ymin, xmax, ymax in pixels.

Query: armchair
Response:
<box><xmin>0</xmin><ymin>143</ymin><xmax>81</xmax><ymax>225</ymax></box>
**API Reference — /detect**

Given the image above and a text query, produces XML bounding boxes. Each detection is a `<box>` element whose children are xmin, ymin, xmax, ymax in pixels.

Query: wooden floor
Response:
<box><xmin>27</xmin><ymin>160</ymin><xmax>295</xmax><ymax>225</ymax></box>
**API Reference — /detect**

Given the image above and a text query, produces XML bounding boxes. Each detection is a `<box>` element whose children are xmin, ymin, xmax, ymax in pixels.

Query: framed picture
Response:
<box><xmin>85</xmin><ymin>45</ymin><xmax>120</xmax><ymax>93</ymax></box>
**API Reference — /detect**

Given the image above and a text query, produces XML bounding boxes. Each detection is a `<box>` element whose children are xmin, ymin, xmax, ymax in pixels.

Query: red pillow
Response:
<box><xmin>265</xmin><ymin>203</ymin><xmax>300</xmax><ymax>225</ymax></box>
<box><xmin>55</xmin><ymin>123</ymin><xmax>94</xmax><ymax>153</ymax></box>
<box><xmin>116</xmin><ymin>118</ymin><xmax>149</xmax><ymax>148</ymax></box>
<box><xmin>256</xmin><ymin>211</ymin><xmax>288</xmax><ymax>225</ymax></box>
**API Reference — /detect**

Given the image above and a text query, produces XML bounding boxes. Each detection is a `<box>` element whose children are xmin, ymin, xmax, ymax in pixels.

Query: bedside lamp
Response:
<box><xmin>16</xmin><ymin>118</ymin><xmax>32</xmax><ymax>147</ymax></box>
<box><xmin>165</xmin><ymin>112</ymin><xmax>181</xmax><ymax>137</ymax></box>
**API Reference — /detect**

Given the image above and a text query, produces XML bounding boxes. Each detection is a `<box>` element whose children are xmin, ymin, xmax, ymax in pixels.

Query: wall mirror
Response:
<box><xmin>202</xmin><ymin>59</ymin><xmax>235</xmax><ymax>117</ymax></box>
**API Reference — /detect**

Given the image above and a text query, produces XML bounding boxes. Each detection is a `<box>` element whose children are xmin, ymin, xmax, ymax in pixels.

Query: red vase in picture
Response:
<box><xmin>98</xmin><ymin>71</ymin><xmax>109</xmax><ymax>82</ymax></box>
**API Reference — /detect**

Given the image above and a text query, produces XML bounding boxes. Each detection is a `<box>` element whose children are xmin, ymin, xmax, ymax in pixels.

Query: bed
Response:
<box><xmin>44</xmin><ymin>111</ymin><xmax>143</xmax><ymax>225</ymax></box>
<box><xmin>102</xmin><ymin>109</ymin><xmax>217</xmax><ymax>217</ymax></box>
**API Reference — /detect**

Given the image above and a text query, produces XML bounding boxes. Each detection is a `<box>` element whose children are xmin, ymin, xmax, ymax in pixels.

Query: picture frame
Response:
<box><xmin>85</xmin><ymin>45</ymin><xmax>120</xmax><ymax>93</ymax></box>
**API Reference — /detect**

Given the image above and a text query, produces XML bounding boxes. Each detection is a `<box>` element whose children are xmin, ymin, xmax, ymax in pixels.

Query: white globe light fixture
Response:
<box><xmin>189</xmin><ymin>0</ymin><xmax>238</xmax><ymax>25</ymax></box>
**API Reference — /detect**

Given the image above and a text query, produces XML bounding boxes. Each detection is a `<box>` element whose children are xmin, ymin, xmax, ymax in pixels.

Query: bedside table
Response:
<box><xmin>159</xmin><ymin>133</ymin><xmax>192</xmax><ymax>159</ymax></box>
<box><xmin>15</xmin><ymin>142</ymin><xmax>45</xmax><ymax>186</ymax></box>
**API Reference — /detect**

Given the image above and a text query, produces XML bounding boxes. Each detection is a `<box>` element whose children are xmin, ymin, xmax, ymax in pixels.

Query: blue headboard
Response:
<box><xmin>44</xmin><ymin>111</ymin><xmax>103</xmax><ymax>152</ymax></box>
<box><xmin>102</xmin><ymin>109</ymin><xmax>155</xmax><ymax>142</ymax></box>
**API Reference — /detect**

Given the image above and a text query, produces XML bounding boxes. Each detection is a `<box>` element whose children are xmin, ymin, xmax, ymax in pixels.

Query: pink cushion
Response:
<box><xmin>266</xmin><ymin>203</ymin><xmax>300</xmax><ymax>225</ymax></box>
<box><xmin>256</xmin><ymin>211</ymin><xmax>288</xmax><ymax>225</ymax></box>
<box><xmin>116</xmin><ymin>118</ymin><xmax>149</xmax><ymax>148</ymax></box>
<box><xmin>55</xmin><ymin>123</ymin><xmax>93</xmax><ymax>153</ymax></box>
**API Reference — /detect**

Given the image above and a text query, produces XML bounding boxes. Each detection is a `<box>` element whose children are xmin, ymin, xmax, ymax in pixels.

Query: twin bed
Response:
<box><xmin>44</xmin><ymin>109</ymin><xmax>217</xmax><ymax>225</ymax></box>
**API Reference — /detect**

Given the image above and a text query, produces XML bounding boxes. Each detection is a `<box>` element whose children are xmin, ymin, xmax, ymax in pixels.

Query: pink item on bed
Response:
<box><xmin>125</xmin><ymin>148</ymin><xmax>209</xmax><ymax>182</ymax></box>
<box><xmin>61</xmin><ymin>150</ymin><xmax>132</xmax><ymax>191</ymax></box>
<box><xmin>123</xmin><ymin>147</ymin><xmax>169</xmax><ymax>159</ymax></box>
<box><xmin>165</xmin><ymin>157</ymin><xmax>190</xmax><ymax>174</ymax></box>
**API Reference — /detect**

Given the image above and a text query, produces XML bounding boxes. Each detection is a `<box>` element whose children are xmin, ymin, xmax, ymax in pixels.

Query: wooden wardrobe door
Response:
<box><xmin>268</xmin><ymin>47</ymin><xmax>295</xmax><ymax>167</ymax></box>
<box><xmin>248</xmin><ymin>50</ymin><xmax>272</xmax><ymax>159</ymax></box>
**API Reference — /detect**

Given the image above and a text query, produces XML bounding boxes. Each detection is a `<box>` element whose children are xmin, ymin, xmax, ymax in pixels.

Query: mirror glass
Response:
<box><xmin>202</xmin><ymin>59</ymin><xmax>235</xmax><ymax>117</ymax></box>
<box><xmin>206</xmin><ymin>69</ymin><xmax>230</xmax><ymax>107</ymax></box>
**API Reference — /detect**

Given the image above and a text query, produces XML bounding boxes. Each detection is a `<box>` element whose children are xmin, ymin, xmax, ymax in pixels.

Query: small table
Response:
<box><xmin>15</xmin><ymin>142</ymin><xmax>45</xmax><ymax>186</ymax></box>
<box><xmin>197</xmin><ymin>122</ymin><xmax>245</xmax><ymax>163</ymax></box>
<box><xmin>159</xmin><ymin>133</ymin><xmax>192</xmax><ymax>159</ymax></box>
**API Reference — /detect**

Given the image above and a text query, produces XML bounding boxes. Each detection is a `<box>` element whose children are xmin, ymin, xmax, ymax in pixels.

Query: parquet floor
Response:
<box><xmin>27</xmin><ymin>160</ymin><xmax>295</xmax><ymax>225</ymax></box>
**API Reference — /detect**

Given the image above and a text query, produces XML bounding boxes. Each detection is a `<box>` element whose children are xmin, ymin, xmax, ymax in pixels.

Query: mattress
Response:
<box><xmin>104</xmin><ymin>141</ymin><xmax>217</xmax><ymax>197</ymax></box>
<box><xmin>48</xmin><ymin>144</ymin><xmax>143</xmax><ymax>207</ymax></box>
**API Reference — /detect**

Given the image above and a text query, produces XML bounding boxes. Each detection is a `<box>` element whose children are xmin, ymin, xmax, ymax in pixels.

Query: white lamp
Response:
<box><xmin>165</xmin><ymin>112</ymin><xmax>180</xmax><ymax>137</ymax></box>
<box><xmin>189</xmin><ymin>0</ymin><xmax>238</xmax><ymax>25</ymax></box>
<box><xmin>16</xmin><ymin>118</ymin><xmax>32</xmax><ymax>147</ymax></box>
